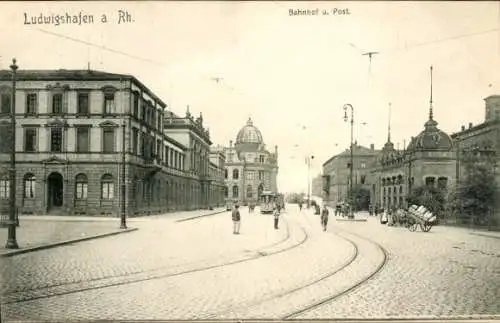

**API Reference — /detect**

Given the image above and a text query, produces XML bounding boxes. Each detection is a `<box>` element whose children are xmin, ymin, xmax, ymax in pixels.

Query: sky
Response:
<box><xmin>1</xmin><ymin>1</ymin><xmax>499</xmax><ymax>194</ymax></box>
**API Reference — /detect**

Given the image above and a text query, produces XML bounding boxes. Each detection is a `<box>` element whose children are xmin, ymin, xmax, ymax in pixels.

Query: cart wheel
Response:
<box><xmin>422</xmin><ymin>223</ymin><xmax>432</xmax><ymax>232</ymax></box>
<box><xmin>408</xmin><ymin>223</ymin><xmax>417</xmax><ymax>232</ymax></box>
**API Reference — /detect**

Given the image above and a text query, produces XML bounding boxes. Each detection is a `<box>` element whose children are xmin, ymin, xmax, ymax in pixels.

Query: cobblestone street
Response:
<box><xmin>1</xmin><ymin>206</ymin><xmax>499</xmax><ymax>321</ymax></box>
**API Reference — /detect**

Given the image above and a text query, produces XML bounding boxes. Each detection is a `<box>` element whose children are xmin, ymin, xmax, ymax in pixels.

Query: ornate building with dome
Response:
<box><xmin>223</xmin><ymin>118</ymin><xmax>279</xmax><ymax>205</ymax></box>
<box><xmin>370</xmin><ymin>69</ymin><xmax>456</xmax><ymax>209</ymax></box>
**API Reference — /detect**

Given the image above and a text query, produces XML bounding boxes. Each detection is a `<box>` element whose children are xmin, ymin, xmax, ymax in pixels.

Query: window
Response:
<box><xmin>156</xmin><ymin>139</ymin><xmax>161</xmax><ymax>160</ymax></box>
<box><xmin>425</xmin><ymin>177</ymin><xmax>435</xmax><ymax>187</ymax></box>
<box><xmin>360</xmin><ymin>175</ymin><xmax>366</xmax><ymax>184</ymax></box>
<box><xmin>0</xmin><ymin>177</ymin><xmax>9</xmax><ymax>198</ymax></box>
<box><xmin>26</xmin><ymin>93</ymin><xmax>37</xmax><ymax>115</ymax></box>
<box><xmin>104</xmin><ymin>93</ymin><xmax>115</xmax><ymax>114</ymax></box>
<box><xmin>52</xmin><ymin>93</ymin><xmax>63</xmax><ymax>114</ymax></box>
<box><xmin>50</xmin><ymin>128</ymin><xmax>63</xmax><ymax>152</ymax></box>
<box><xmin>76</xmin><ymin>127</ymin><xmax>90</xmax><ymax>152</ymax></box>
<box><xmin>224</xmin><ymin>186</ymin><xmax>228</xmax><ymax>198</ymax></box>
<box><xmin>259</xmin><ymin>155</ymin><xmax>264</xmax><ymax>163</ymax></box>
<box><xmin>132</xmin><ymin>128</ymin><xmax>138</xmax><ymax>154</ymax></box>
<box><xmin>141</xmin><ymin>100</ymin><xmax>146</xmax><ymax>121</ymax></box>
<box><xmin>24</xmin><ymin>128</ymin><xmax>37</xmax><ymax>152</ymax></box>
<box><xmin>101</xmin><ymin>174</ymin><xmax>114</xmax><ymax>199</ymax></box>
<box><xmin>133</xmin><ymin>92</ymin><xmax>139</xmax><ymax>117</ymax></box>
<box><xmin>77</xmin><ymin>92</ymin><xmax>89</xmax><ymax>115</ymax></box>
<box><xmin>361</xmin><ymin>162</ymin><xmax>366</xmax><ymax>169</ymax></box>
<box><xmin>23</xmin><ymin>173</ymin><xmax>36</xmax><ymax>198</ymax></box>
<box><xmin>232</xmin><ymin>169</ymin><xmax>239</xmax><ymax>180</ymax></box>
<box><xmin>0</xmin><ymin>126</ymin><xmax>9</xmax><ymax>153</ymax></box>
<box><xmin>75</xmin><ymin>173</ymin><xmax>88</xmax><ymax>199</ymax></box>
<box><xmin>259</xmin><ymin>171</ymin><xmax>264</xmax><ymax>180</ymax></box>
<box><xmin>1</xmin><ymin>93</ymin><xmax>11</xmax><ymax>114</ymax></box>
<box><xmin>224</xmin><ymin>169</ymin><xmax>228</xmax><ymax>179</ymax></box>
<box><xmin>399</xmin><ymin>185</ymin><xmax>403</xmax><ymax>194</ymax></box>
<box><xmin>438</xmin><ymin>177</ymin><xmax>448</xmax><ymax>190</ymax></box>
<box><xmin>232</xmin><ymin>185</ymin><xmax>239</xmax><ymax>198</ymax></box>
<box><xmin>102</xmin><ymin>128</ymin><xmax>115</xmax><ymax>153</ymax></box>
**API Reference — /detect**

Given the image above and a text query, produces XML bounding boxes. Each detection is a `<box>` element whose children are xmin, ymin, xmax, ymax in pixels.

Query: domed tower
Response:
<box><xmin>235</xmin><ymin>117</ymin><xmax>265</xmax><ymax>152</ymax></box>
<box><xmin>405</xmin><ymin>66</ymin><xmax>456</xmax><ymax>195</ymax></box>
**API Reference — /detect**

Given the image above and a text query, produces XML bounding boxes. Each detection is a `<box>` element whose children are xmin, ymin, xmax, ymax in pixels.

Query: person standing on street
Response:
<box><xmin>274</xmin><ymin>204</ymin><xmax>281</xmax><ymax>229</ymax></box>
<box><xmin>232</xmin><ymin>204</ymin><xmax>241</xmax><ymax>234</ymax></box>
<box><xmin>321</xmin><ymin>205</ymin><xmax>329</xmax><ymax>231</ymax></box>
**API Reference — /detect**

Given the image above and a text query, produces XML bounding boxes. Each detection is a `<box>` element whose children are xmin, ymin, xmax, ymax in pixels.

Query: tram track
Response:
<box><xmin>1</xmin><ymin>216</ymin><xmax>309</xmax><ymax>305</ymax></box>
<box><xmin>198</xmin><ymin>219</ymin><xmax>388</xmax><ymax>320</ymax></box>
<box><xmin>281</xmin><ymin>227</ymin><xmax>389</xmax><ymax>320</ymax></box>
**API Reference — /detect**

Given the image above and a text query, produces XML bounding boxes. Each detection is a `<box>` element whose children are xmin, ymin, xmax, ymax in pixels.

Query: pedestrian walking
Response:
<box><xmin>232</xmin><ymin>204</ymin><xmax>241</xmax><ymax>234</ymax></box>
<box><xmin>321</xmin><ymin>205</ymin><xmax>329</xmax><ymax>231</ymax></box>
<box><xmin>299</xmin><ymin>201</ymin><xmax>303</xmax><ymax>211</ymax></box>
<box><xmin>273</xmin><ymin>204</ymin><xmax>281</xmax><ymax>229</ymax></box>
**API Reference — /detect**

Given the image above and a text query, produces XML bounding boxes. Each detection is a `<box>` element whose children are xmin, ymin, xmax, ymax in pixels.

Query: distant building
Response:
<box><xmin>311</xmin><ymin>174</ymin><xmax>323</xmax><ymax>198</ymax></box>
<box><xmin>223</xmin><ymin>118</ymin><xmax>278</xmax><ymax>205</ymax></box>
<box><xmin>322</xmin><ymin>143</ymin><xmax>379</xmax><ymax>207</ymax></box>
<box><xmin>0</xmin><ymin>69</ymin><xmax>223</xmax><ymax>216</ymax></box>
<box><xmin>209</xmin><ymin>145</ymin><xmax>226</xmax><ymax>207</ymax></box>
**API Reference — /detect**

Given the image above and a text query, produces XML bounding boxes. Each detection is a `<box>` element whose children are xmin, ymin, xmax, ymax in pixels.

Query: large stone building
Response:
<box><xmin>451</xmin><ymin>95</ymin><xmax>500</xmax><ymax>184</ymax></box>
<box><xmin>322</xmin><ymin>143</ymin><xmax>379</xmax><ymax>207</ymax></box>
<box><xmin>223</xmin><ymin>118</ymin><xmax>278</xmax><ymax>205</ymax></box>
<box><xmin>370</xmin><ymin>105</ymin><xmax>456</xmax><ymax>210</ymax></box>
<box><xmin>0</xmin><ymin>69</ymin><xmax>224</xmax><ymax>216</ymax></box>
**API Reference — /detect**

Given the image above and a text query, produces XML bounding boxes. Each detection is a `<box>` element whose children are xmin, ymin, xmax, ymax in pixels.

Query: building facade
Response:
<box><xmin>209</xmin><ymin>146</ymin><xmax>226</xmax><ymax>207</ymax></box>
<box><xmin>322</xmin><ymin>143</ymin><xmax>379</xmax><ymax>207</ymax></box>
<box><xmin>223</xmin><ymin>118</ymin><xmax>278</xmax><ymax>205</ymax></box>
<box><xmin>0</xmin><ymin>69</ymin><xmax>224</xmax><ymax>216</ymax></box>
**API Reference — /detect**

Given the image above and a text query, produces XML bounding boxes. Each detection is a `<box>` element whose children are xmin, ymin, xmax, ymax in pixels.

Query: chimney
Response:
<box><xmin>468</xmin><ymin>122</ymin><xmax>473</xmax><ymax>129</ymax></box>
<box><xmin>370</xmin><ymin>144</ymin><xmax>374</xmax><ymax>150</ymax></box>
<box><xmin>484</xmin><ymin>95</ymin><xmax>500</xmax><ymax>122</ymax></box>
<box><xmin>461</xmin><ymin>125</ymin><xmax>465</xmax><ymax>131</ymax></box>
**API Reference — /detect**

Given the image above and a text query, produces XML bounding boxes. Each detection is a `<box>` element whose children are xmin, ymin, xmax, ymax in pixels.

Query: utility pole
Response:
<box><xmin>6</xmin><ymin>59</ymin><xmax>19</xmax><ymax>249</ymax></box>
<box><xmin>343</xmin><ymin>103</ymin><xmax>354</xmax><ymax>218</ymax></box>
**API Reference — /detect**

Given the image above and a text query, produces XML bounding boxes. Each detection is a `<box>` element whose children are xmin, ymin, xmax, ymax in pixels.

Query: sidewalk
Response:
<box><xmin>0</xmin><ymin>208</ymin><xmax>226</xmax><ymax>257</ymax></box>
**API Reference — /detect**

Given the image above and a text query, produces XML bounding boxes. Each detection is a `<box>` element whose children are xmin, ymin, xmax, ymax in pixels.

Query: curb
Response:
<box><xmin>176</xmin><ymin>210</ymin><xmax>228</xmax><ymax>222</ymax></box>
<box><xmin>0</xmin><ymin>227</ymin><xmax>138</xmax><ymax>258</ymax></box>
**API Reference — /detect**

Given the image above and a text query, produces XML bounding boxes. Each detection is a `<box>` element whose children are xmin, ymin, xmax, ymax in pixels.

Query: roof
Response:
<box><xmin>322</xmin><ymin>145</ymin><xmax>380</xmax><ymax>166</ymax></box>
<box><xmin>450</xmin><ymin>119</ymin><xmax>500</xmax><ymax>139</ymax></box>
<box><xmin>0</xmin><ymin>69</ymin><xmax>167</xmax><ymax>107</ymax></box>
<box><xmin>407</xmin><ymin>118</ymin><xmax>453</xmax><ymax>152</ymax></box>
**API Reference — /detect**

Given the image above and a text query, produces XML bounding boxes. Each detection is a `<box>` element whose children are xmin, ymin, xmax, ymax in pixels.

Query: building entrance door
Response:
<box><xmin>47</xmin><ymin>172</ymin><xmax>64</xmax><ymax>210</ymax></box>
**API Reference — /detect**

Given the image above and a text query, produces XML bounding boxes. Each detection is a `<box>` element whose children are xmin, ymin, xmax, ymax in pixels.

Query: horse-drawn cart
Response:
<box><xmin>405</xmin><ymin>205</ymin><xmax>436</xmax><ymax>232</ymax></box>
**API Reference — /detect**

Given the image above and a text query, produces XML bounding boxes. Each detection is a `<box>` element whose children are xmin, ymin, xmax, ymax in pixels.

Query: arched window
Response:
<box><xmin>247</xmin><ymin>185</ymin><xmax>253</xmax><ymax>198</ymax></box>
<box><xmin>224</xmin><ymin>186</ymin><xmax>229</xmax><ymax>198</ymax></box>
<box><xmin>232</xmin><ymin>169</ymin><xmax>239</xmax><ymax>180</ymax></box>
<box><xmin>75</xmin><ymin>173</ymin><xmax>88</xmax><ymax>199</ymax></box>
<box><xmin>232</xmin><ymin>185</ymin><xmax>239</xmax><ymax>198</ymax></box>
<box><xmin>101</xmin><ymin>174</ymin><xmax>114</xmax><ymax>199</ymax></box>
<box><xmin>399</xmin><ymin>185</ymin><xmax>403</xmax><ymax>194</ymax></box>
<box><xmin>24</xmin><ymin>173</ymin><xmax>36</xmax><ymax>198</ymax></box>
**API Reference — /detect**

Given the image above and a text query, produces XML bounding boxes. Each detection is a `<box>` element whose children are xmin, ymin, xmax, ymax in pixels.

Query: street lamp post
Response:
<box><xmin>343</xmin><ymin>104</ymin><xmax>354</xmax><ymax>218</ymax></box>
<box><xmin>306</xmin><ymin>155</ymin><xmax>314</xmax><ymax>208</ymax></box>
<box><xmin>6</xmin><ymin>59</ymin><xmax>19</xmax><ymax>249</ymax></box>
<box><xmin>120</xmin><ymin>122</ymin><xmax>127</xmax><ymax>229</ymax></box>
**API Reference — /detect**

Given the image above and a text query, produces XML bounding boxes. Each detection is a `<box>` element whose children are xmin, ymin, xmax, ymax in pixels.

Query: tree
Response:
<box><xmin>351</xmin><ymin>185</ymin><xmax>370</xmax><ymax>211</ymax></box>
<box><xmin>407</xmin><ymin>185</ymin><xmax>446</xmax><ymax>217</ymax></box>
<box><xmin>449</xmin><ymin>156</ymin><xmax>498</xmax><ymax>225</ymax></box>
